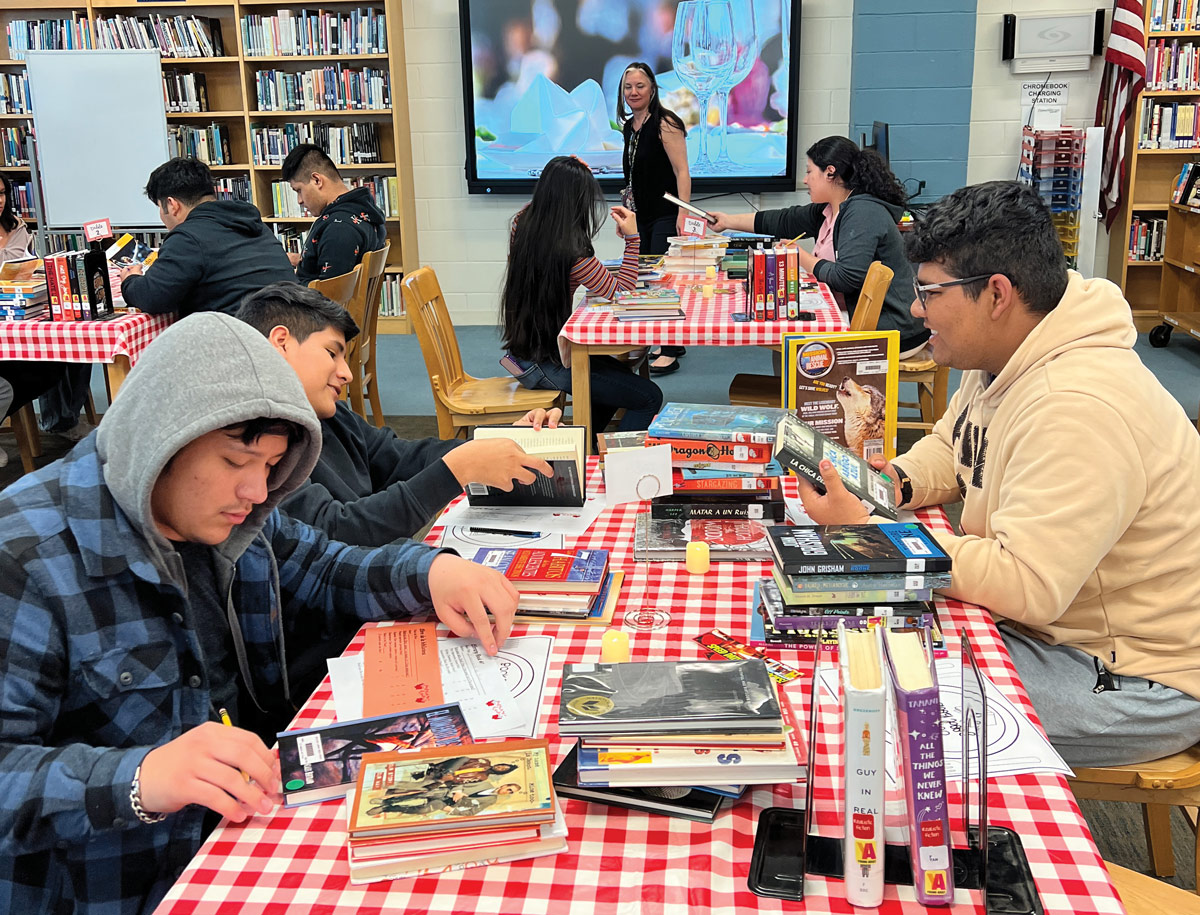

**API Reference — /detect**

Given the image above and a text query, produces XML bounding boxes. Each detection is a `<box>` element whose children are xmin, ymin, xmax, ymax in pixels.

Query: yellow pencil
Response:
<box><xmin>218</xmin><ymin>707</ymin><xmax>251</xmax><ymax>782</ymax></box>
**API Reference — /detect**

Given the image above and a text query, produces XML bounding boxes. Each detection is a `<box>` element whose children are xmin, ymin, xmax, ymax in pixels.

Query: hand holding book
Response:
<box><xmin>443</xmin><ymin>438</ymin><xmax>553</xmax><ymax>491</ymax></box>
<box><xmin>792</xmin><ymin>458</ymin><xmax>874</xmax><ymax>525</ymax></box>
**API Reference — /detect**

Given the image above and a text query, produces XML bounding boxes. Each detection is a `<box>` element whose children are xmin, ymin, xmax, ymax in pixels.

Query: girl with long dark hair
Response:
<box><xmin>501</xmin><ymin>156</ymin><xmax>663</xmax><ymax>434</ymax></box>
<box><xmin>710</xmin><ymin>136</ymin><xmax>929</xmax><ymax>357</ymax></box>
<box><xmin>0</xmin><ymin>173</ymin><xmax>31</xmax><ymax>260</ymax></box>
<box><xmin>618</xmin><ymin>62</ymin><xmax>691</xmax><ymax>375</ymax></box>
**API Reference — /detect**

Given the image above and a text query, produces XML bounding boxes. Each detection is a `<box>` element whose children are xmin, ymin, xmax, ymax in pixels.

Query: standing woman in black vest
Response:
<box><xmin>619</xmin><ymin>61</ymin><xmax>691</xmax><ymax>375</ymax></box>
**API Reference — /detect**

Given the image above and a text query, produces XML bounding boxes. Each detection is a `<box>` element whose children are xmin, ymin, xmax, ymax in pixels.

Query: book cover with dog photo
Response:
<box><xmin>780</xmin><ymin>331</ymin><xmax>899</xmax><ymax>459</ymax></box>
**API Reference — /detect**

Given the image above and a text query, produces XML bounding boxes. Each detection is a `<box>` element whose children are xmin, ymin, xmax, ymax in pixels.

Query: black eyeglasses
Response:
<box><xmin>912</xmin><ymin>274</ymin><xmax>996</xmax><ymax>306</ymax></box>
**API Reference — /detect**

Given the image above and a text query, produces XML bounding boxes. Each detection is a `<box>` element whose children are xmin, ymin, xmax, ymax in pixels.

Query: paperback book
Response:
<box><xmin>767</xmin><ymin>523</ymin><xmax>951</xmax><ymax>576</ymax></box>
<box><xmin>472</xmin><ymin>547</ymin><xmax>608</xmax><ymax>594</ymax></box>
<box><xmin>649</xmin><ymin>490</ymin><xmax>785</xmax><ymax>523</ymax></box>
<box><xmin>770</xmin><ymin>567</ymin><xmax>934</xmax><ymax>605</ymax></box>
<box><xmin>466</xmin><ymin>425</ymin><xmax>586</xmax><ymax>508</ymax></box>
<box><xmin>648</xmin><ymin>402</ymin><xmax>790</xmax><ymax>444</ymax></box>
<box><xmin>634</xmin><ymin>514</ymin><xmax>773</xmax><ymax>562</ymax></box>
<box><xmin>773</xmin><ymin>413</ymin><xmax>897</xmax><ymax>518</ymax></box>
<box><xmin>514</xmin><ymin>570</ymin><xmax>622</xmax><ymax>625</ymax></box>
<box><xmin>839</xmin><ymin>625</ymin><xmax>886</xmax><ymax>907</ymax></box>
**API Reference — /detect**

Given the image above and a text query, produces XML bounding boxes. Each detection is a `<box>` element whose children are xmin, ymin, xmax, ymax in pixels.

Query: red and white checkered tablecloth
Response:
<box><xmin>0</xmin><ymin>312</ymin><xmax>175</xmax><ymax>365</ymax></box>
<box><xmin>561</xmin><ymin>274</ymin><xmax>846</xmax><ymax>347</ymax></box>
<box><xmin>157</xmin><ymin>460</ymin><xmax>1123</xmax><ymax>915</ymax></box>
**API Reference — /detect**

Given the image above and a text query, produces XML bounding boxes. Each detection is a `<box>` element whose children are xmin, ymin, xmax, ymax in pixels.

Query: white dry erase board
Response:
<box><xmin>26</xmin><ymin>50</ymin><xmax>170</xmax><ymax>229</ymax></box>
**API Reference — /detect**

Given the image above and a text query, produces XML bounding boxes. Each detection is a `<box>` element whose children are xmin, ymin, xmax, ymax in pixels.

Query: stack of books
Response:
<box><xmin>346</xmin><ymin>739</ymin><xmax>566</xmax><ymax>883</ymax></box>
<box><xmin>471</xmin><ymin>546</ymin><xmax>620</xmax><ymax>622</ymax></box>
<box><xmin>553</xmin><ymin>659</ymin><xmax>806</xmax><ymax>822</ymax></box>
<box><xmin>0</xmin><ymin>276</ymin><xmax>47</xmax><ymax>321</ymax></box>
<box><xmin>748</xmin><ymin>522</ymin><xmax>951</xmax><ymax>655</ymax></box>
<box><xmin>610</xmin><ymin>287</ymin><xmax>683</xmax><ymax>321</ymax></box>
<box><xmin>662</xmin><ymin>235</ymin><xmax>729</xmax><ymax>274</ymax></box>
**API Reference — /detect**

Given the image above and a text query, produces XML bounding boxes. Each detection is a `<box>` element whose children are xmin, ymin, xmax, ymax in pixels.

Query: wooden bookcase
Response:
<box><xmin>1105</xmin><ymin>8</ymin><xmax>1200</xmax><ymax>332</ymax></box>
<box><xmin>1151</xmin><ymin>197</ymin><xmax>1200</xmax><ymax>348</ymax></box>
<box><xmin>0</xmin><ymin>0</ymin><xmax>417</xmax><ymax>333</ymax></box>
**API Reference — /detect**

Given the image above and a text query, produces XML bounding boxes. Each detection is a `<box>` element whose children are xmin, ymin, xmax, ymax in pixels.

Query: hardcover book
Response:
<box><xmin>558</xmin><ymin>659</ymin><xmax>782</xmax><ymax>736</ymax></box>
<box><xmin>465</xmin><ymin>425</ymin><xmax>586</xmax><ymax>508</ymax></box>
<box><xmin>671</xmin><ymin>472</ymin><xmax>779</xmax><ymax>492</ymax></box>
<box><xmin>634</xmin><ymin>514</ymin><xmax>773</xmax><ymax>562</ymax></box>
<box><xmin>649</xmin><ymin>490</ymin><xmax>785</xmax><ymax>523</ymax></box>
<box><xmin>778</xmin><ymin>569</ymin><xmax>952</xmax><ymax>595</ymax></box>
<box><xmin>472</xmin><ymin>547</ymin><xmax>608</xmax><ymax>594</ymax></box>
<box><xmin>770</xmin><ymin>567</ymin><xmax>934</xmax><ymax>606</ymax></box>
<box><xmin>553</xmin><ymin>744</ymin><xmax>727</xmax><ymax>823</ymax></box>
<box><xmin>645</xmin><ymin>436</ymin><xmax>774</xmax><ymax>464</ymax></box>
<box><xmin>839</xmin><ymin>625</ymin><xmax>886</xmax><ymax>907</ymax></box>
<box><xmin>773</xmin><ymin>413</ymin><xmax>898</xmax><ymax>518</ymax></box>
<box><xmin>648</xmin><ymin>402</ymin><xmax>790</xmax><ymax>444</ymax></box>
<box><xmin>883</xmin><ymin>628</ymin><xmax>954</xmax><ymax>905</ymax></box>
<box><xmin>514</xmin><ymin>570</ymin><xmax>623</xmax><ymax>625</ymax></box>
<box><xmin>277</xmin><ymin>704</ymin><xmax>473</xmax><ymax>806</ymax></box>
<box><xmin>767</xmin><ymin>523</ymin><xmax>951</xmax><ymax>576</ymax></box>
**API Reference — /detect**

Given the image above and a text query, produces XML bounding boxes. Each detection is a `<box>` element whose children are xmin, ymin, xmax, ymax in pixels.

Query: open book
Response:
<box><xmin>466</xmin><ymin>425</ymin><xmax>586</xmax><ymax>507</ymax></box>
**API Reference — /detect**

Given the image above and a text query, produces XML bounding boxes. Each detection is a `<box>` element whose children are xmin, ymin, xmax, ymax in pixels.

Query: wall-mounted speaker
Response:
<box><xmin>1094</xmin><ymin>8</ymin><xmax>1106</xmax><ymax>57</ymax></box>
<box><xmin>1002</xmin><ymin>14</ymin><xmax>1016</xmax><ymax>62</ymax></box>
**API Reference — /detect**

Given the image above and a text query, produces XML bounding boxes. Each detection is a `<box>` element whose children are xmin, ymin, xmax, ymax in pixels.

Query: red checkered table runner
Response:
<box><xmin>561</xmin><ymin>275</ymin><xmax>846</xmax><ymax>347</ymax></box>
<box><xmin>0</xmin><ymin>312</ymin><xmax>175</xmax><ymax>365</ymax></box>
<box><xmin>157</xmin><ymin>461</ymin><xmax>1123</xmax><ymax>915</ymax></box>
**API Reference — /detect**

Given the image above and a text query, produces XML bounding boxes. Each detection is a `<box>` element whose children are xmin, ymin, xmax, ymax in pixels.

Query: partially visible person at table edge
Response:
<box><xmin>0</xmin><ymin>172</ymin><xmax>31</xmax><ymax>260</ymax></box>
<box><xmin>619</xmin><ymin>61</ymin><xmax>691</xmax><ymax>375</ymax></box>
<box><xmin>501</xmin><ymin>155</ymin><xmax>663</xmax><ymax>437</ymax></box>
<box><xmin>795</xmin><ymin>180</ymin><xmax>1200</xmax><ymax>768</ymax></box>
<box><xmin>709</xmin><ymin>135</ymin><xmax>929</xmax><ymax>358</ymax></box>
<box><xmin>0</xmin><ymin>313</ymin><xmax>520</xmax><ymax>914</ymax></box>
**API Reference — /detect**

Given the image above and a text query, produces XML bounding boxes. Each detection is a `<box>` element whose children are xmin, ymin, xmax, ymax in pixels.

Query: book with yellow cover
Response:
<box><xmin>780</xmin><ymin>331</ymin><xmax>899</xmax><ymax>460</ymax></box>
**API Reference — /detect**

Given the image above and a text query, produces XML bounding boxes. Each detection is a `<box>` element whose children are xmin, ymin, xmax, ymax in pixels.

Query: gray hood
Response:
<box><xmin>96</xmin><ymin>312</ymin><xmax>322</xmax><ymax>574</ymax></box>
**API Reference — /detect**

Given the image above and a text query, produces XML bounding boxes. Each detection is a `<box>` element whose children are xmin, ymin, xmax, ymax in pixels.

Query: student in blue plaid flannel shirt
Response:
<box><xmin>0</xmin><ymin>312</ymin><xmax>519</xmax><ymax>914</ymax></box>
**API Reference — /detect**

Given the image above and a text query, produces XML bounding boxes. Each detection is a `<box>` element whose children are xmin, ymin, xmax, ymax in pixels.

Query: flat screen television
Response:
<box><xmin>458</xmin><ymin>0</ymin><xmax>802</xmax><ymax>195</ymax></box>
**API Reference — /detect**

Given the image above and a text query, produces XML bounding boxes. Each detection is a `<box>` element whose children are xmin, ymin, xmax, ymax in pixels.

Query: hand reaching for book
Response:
<box><xmin>427</xmin><ymin>554</ymin><xmax>517</xmax><ymax>655</ymax></box>
<box><xmin>442</xmin><ymin>439</ymin><xmax>553</xmax><ymax>491</ymax></box>
<box><xmin>137</xmin><ymin>722</ymin><xmax>282</xmax><ymax>822</ymax></box>
<box><xmin>794</xmin><ymin>459</ymin><xmax>873</xmax><ymax>525</ymax></box>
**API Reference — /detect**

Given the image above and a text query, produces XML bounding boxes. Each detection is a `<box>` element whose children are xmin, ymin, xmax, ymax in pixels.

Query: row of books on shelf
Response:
<box><xmin>162</xmin><ymin>70</ymin><xmax>210</xmax><ymax>114</ymax></box>
<box><xmin>0</xmin><ymin>127</ymin><xmax>30</xmax><ymax>168</ymax></box>
<box><xmin>214</xmin><ymin>175</ymin><xmax>251</xmax><ymax>203</ymax></box>
<box><xmin>1172</xmin><ymin>161</ymin><xmax>1200</xmax><ymax>206</ymax></box>
<box><xmin>268</xmin><ymin>173</ymin><xmax>399</xmax><ymax>218</ymax></box>
<box><xmin>254</xmin><ymin>66</ymin><xmax>390</xmax><ymax>112</ymax></box>
<box><xmin>5</xmin><ymin>17</ymin><xmax>94</xmax><ymax>59</ymax></box>
<box><xmin>1138</xmin><ymin>98</ymin><xmax>1199</xmax><ymax>149</ymax></box>
<box><xmin>240</xmin><ymin>8</ymin><xmax>387</xmax><ymax>58</ymax></box>
<box><xmin>95</xmin><ymin>14</ymin><xmax>225</xmax><ymax>58</ymax></box>
<box><xmin>1145</xmin><ymin>36</ymin><xmax>1200</xmax><ymax>92</ymax></box>
<box><xmin>1128</xmin><ymin>215</ymin><xmax>1167</xmax><ymax>262</ymax></box>
<box><xmin>1149</xmin><ymin>0</ymin><xmax>1200</xmax><ymax>31</ymax></box>
<box><xmin>0</xmin><ymin>72</ymin><xmax>31</xmax><ymax>115</ymax></box>
<box><xmin>379</xmin><ymin>273</ymin><xmax>406</xmax><ymax>318</ymax></box>
<box><xmin>168</xmin><ymin>123</ymin><xmax>233</xmax><ymax>167</ymax></box>
<box><xmin>251</xmin><ymin>121</ymin><xmax>382</xmax><ymax>166</ymax></box>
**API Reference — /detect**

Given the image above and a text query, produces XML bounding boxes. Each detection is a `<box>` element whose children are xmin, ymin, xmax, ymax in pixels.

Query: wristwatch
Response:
<box><xmin>890</xmin><ymin>463</ymin><xmax>913</xmax><ymax>507</ymax></box>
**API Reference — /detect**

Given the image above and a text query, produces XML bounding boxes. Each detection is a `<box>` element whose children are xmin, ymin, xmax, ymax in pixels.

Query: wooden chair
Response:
<box><xmin>402</xmin><ymin>266</ymin><xmax>561</xmax><ymax>439</ymax></box>
<box><xmin>728</xmin><ymin>260</ymin><xmax>894</xmax><ymax>408</ymax></box>
<box><xmin>1068</xmin><ymin>743</ymin><xmax>1200</xmax><ymax>888</ymax></box>
<box><xmin>308</xmin><ymin>264</ymin><xmax>361</xmax><ymax>309</ymax></box>
<box><xmin>344</xmin><ymin>244</ymin><xmax>390</xmax><ymax>426</ymax></box>
<box><xmin>896</xmin><ymin>356</ymin><xmax>951</xmax><ymax>433</ymax></box>
<box><xmin>1106</xmin><ymin>861</ymin><xmax>1200</xmax><ymax>911</ymax></box>
<box><xmin>3</xmin><ymin>388</ymin><xmax>97</xmax><ymax>475</ymax></box>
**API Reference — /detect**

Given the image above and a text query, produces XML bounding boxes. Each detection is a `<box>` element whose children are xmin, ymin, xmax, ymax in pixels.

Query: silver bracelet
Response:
<box><xmin>129</xmin><ymin>764</ymin><xmax>167</xmax><ymax>824</ymax></box>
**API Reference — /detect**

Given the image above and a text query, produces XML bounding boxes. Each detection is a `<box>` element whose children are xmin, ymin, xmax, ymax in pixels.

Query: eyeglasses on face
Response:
<box><xmin>912</xmin><ymin>274</ymin><xmax>997</xmax><ymax>306</ymax></box>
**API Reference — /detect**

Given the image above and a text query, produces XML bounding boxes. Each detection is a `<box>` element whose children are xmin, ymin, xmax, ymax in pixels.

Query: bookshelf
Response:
<box><xmin>1106</xmin><ymin>5</ymin><xmax>1200</xmax><ymax>330</ymax></box>
<box><xmin>0</xmin><ymin>0</ymin><xmax>417</xmax><ymax>333</ymax></box>
<box><xmin>1150</xmin><ymin>195</ymin><xmax>1200</xmax><ymax>347</ymax></box>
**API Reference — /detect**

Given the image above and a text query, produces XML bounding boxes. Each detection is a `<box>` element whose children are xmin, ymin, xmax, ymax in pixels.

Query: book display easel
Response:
<box><xmin>1106</xmin><ymin>1</ymin><xmax>1200</xmax><ymax>329</ymax></box>
<box><xmin>0</xmin><ymin>0</ymin><xmax>417</xmax><ymax>333</ymax></box>
<box><xmin>748</xmin><ymin>629</ymin><xmax>1044</xmax><ymax>914</ymax></box>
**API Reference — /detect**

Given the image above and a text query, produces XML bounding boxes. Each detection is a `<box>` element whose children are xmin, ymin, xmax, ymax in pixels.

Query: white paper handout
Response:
<box><xmin>439</xmin><ymin>524</ymin><xmax>565</xmax><ymax>553</ymax></box>
<box><xmin>439</xmin><ymin>493</ymin><xmax>606</xmax><ymax>537</ymax></box>
<box><xmin>604</xmin><ymin>444</ymin><xmax>672</xmax><ymax>505</ymax></box>
<box><xmin>442</xmin><ymin>635</ymin><xmax>554</xmax><ymax>740</ymax></box>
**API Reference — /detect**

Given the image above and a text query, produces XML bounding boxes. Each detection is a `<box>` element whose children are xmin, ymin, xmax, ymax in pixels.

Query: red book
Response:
<box><xmin>645</xmin><ymin>436</ymin><xmax>773</xmax><ymax>463</ymax></box>
<box><xmin>44</xmin><ymin>255</ymin><xmax>62</xmax><ymax>320</ymax></box>
<box><xmin>671</xmin><ymin>472</ymin><xmax>779</xmax><ymax>492</ymax></box>
<box><xmin>774</xmin><ymin>246</ymin><xmax>786</xmax><ymax>321</ymax></box>
<box><xmin>473</xmin><ymin>547</ymin><xmax>609</xmax><ymax>593</ymax></box>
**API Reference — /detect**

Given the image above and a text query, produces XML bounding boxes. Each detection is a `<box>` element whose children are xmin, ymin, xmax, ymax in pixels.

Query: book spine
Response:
<box><xmin>772</xmin><ymin>587</ymin><xmax>934</xmax><ymax>607</ymax></box>
<box><xmin>45</xmin><ymin>257</ymin><xmax>62</xmax><ymax>320</ymax></box>
<box><xmin>773</xmin><ymin>247</ymin><xmax>786</xmax><ymax>321</ymax></box>
<box><xmin>54</xmin><ymin>255</ymin><xmax>73</xmax><ymax>320</ymax></box>
<box><xmin>776</xmin><ymin>610</ymin><xmax>934</xmax><ymax>631</ymax></box>
<box><xmin>674</xmin><ymin>458</ymin><xmax>773</xmax><ymax>474</ymax></box>
<box><xmin>671</xmin><ymin>474</ymin><xmax>778</xmax><ymax>492</ymax></box>
<box><xmin>649</xmin><ymin>501</ymin><xmax>784</xmax><ymax>522</ymax></box>
<box><xmin>786</xmin><ymin>248</ymin><xmax>799</xmax><ymax>319</ymax></box>
<box><xmin>764</xmin><ymin>249</ymin><xmax>777</xmax><ymax>321</ymax></box>
<box><xmin>752</xmin><ymin>248</ymin><xmax>766</xmax><ymax>321</ymax></box>
<box><xmin>840</xmin><ymin>628</ymin><xmax>886</xmax><ymax>907</ymax></box>
<box><xmin>783</xmin><ymin>572</ymin><xmax>946</xmax><ymax>593</ymax></box>
<box><xmin>645</xmin><ymin>438</ymin><xmax>774</xmax><ymax>463</ymax></box>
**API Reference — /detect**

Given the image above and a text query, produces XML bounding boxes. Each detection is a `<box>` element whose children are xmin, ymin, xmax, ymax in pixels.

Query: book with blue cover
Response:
<box><xmin>767</xmin><ymin>523</ymin><xmax>951</xmax><ymax>576</ymax></box>
<box><xmin>648</xmin><ymin>403</ymin><xmax>790</xmax><ymax>445</ymax></box>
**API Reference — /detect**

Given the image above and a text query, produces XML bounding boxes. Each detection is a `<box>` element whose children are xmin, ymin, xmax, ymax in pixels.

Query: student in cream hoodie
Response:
<box><xmin>797</xmin><ymin>180</ymin><xmax>1200</xmax><ymax>767</ymax></box>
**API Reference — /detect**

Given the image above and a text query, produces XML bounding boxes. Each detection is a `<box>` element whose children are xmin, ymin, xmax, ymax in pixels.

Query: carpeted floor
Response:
<box><xmin>2</xmin><ymin>411</ymin><xmax>1196</xmax><ymax>891</ymax></box>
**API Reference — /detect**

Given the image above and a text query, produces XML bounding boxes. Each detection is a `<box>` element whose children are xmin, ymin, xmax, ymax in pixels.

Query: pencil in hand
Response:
<box><xmin>218</xmin><ymin>707</ymin><xmax>251</xmax><ymax>783</ymax></box>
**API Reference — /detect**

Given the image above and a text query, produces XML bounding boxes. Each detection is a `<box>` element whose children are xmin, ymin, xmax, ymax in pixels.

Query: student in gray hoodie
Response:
<box><xmin>0</xmin><ymin>313</ymin><xmax>517</xmax><ymax>915</ymax></box>
<box><xmin>709</xmin><ymin>136</ymin><xmax>930</xmax><ymax>356</ymax></box>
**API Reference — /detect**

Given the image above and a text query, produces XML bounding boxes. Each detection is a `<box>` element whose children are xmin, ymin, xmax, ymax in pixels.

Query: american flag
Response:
<box><xmin>1095</xmin><ymin>1</ymin><xmax>1147</xmax><ymax>229</ymax></box>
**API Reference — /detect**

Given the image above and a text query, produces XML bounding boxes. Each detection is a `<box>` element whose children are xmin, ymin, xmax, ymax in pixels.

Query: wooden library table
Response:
<box><xmin>156</xmin><ymin>463</ymin><xmax>1124</xmax><ymax>915</ymax></box>
<box><xmin>559</xmin><ymin>274</ymin><xmax>846</xmax><ymax>452</ymax></box>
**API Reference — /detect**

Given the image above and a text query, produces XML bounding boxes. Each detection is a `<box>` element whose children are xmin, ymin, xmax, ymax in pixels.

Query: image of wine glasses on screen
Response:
<box><xmin>672</xmin><ymin>0</ymin><xmax>737</xmax><ymax>175</ymax></box>
<box><xmin>712</xmin><ymin>0</ymin><xmax>758</xmax><ymax>172</ymax></box>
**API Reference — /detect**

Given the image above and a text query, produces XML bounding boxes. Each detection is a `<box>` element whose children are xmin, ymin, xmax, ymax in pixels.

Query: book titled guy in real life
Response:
<box><xmin>773</xmin><ymin>413</ymin><xmax>897</xmax><ymax>518</ymax></box>
<box><xmin>465</xmin><ymin>425</ymin><xmax>586</xmax><ymax>507</ymax></box>
<box><xmin>767</xmin><ymin>523</ymin><xmax>951</xmax><ymax>576</ymax></box>
<box><xmin>277</xmin><ymin>703</ymin><xmax>473</xmax><ymax>807</ymax></box>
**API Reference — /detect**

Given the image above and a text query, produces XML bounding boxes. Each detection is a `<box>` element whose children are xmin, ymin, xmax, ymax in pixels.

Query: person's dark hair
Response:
<box><xmin>806</xmin><ymin>136</ymin><xmax>907</xmax><ymax>208</ymax></box>
<box><xmin>144</xmin><ymin>157</ymin><xmax>216</xmax><ymax>207</ymax></box>
<box><xmin>905</xmin><ymin>181</ymin><xmax>1068</xmax><ymax>315</ymax></box>
<box><xmin>280</xmin><ymin>143</ymin><xmax>342</xmax><ymax>184</ymax></box>
<box><xmin>236</xmin><ymin>281</ymin><xmax>360</xmax><ymax>344</ymax></box>
<box><xmin>501</xmin><ymin>156</ymin><xmax>607</xmax><ymax>362</ymax></box>
<box><xmin>0</xmin><ymin>172</ymin><xmax>20</xmax><ymax>233</ymax></box>
<box><xmin>222</xmin><ymin>417</ymin><xmax>306</xmax><ymax>448</ymax></box>
<box><xmin>616</xmin><ymin>61</ymin><xmax>687</xmax><ymax>135</ymax></box>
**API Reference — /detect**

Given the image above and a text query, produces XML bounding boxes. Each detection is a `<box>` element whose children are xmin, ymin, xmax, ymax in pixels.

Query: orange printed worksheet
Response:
<box><xmin>362</xmin><ymin>624</ymin><xmax>444</xmax><ymax>718</ymax></box>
